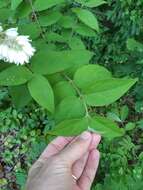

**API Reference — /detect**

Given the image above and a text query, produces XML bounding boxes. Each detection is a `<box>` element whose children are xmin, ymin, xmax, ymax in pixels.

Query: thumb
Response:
<box><xmin>58</xmin><ymin>131</ymin><xmax>92</xmax><ymax>166</ymax></box>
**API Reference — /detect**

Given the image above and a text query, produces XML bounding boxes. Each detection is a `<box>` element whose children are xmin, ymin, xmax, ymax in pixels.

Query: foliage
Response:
<box><xmin>93</xmin><ymin>175</ymin><xmax>143</xmax><ymax>190</ymax></box>
<box><xmin>0</xmin><ymin>99</ymin><xmax>49</xmax><ymax>190</ymax></box>
<box><xmin>0</xmin><ymin>0</ymin><xmax>143</xmax><ymax>190</ymax></box>
<box><xmin>0</xmin><ymin>0</ymin><xmax>137</xmax><ymax>140</ymax></box>
<box><xmin>0</xmin><ymin>99</ymin><xmax>143</xmax><ymax>190</ymax></box>
<box><xmin>92</xmin><ymin>130</ymin><xmax>143</xmax><ymax>189</ymax></box>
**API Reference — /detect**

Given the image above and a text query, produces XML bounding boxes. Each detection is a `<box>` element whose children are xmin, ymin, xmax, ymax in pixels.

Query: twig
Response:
<box><xmin>28</xmin><ymin>0</ymin><xmax>46</xmax><ymax>40</ymax></box>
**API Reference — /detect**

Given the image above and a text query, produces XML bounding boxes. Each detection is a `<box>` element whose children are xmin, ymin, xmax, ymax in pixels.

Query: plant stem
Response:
<box><xmin>28</xmin><ymin>0</ymin><xmax>46</xmax><ymax>40</ymax></box>
<box><xmin>63</xmin><ymin>74</ymin><xmax>90</xmax><ymax>118</ymax></box>
<box><xmin>63</xmin><ymin>74</ymin><xmax>96</xmax><ymax>132</ymax></box>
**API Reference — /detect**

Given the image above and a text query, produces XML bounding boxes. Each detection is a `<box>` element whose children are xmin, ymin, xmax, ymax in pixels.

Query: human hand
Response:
<box><xmin>26</xmin><ymin>131</ymin><xmax>101</xmax><ymax>190</ymax></box>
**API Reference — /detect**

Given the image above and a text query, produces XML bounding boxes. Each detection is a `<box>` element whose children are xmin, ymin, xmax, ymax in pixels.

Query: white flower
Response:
<box><xmin>0</xmin><ymin>27</ymin><xmax>36</xmax><ymax>65</ymax></box>
<box><xmin>5</xmin><ymin>28</ymin><xmax>18</xmax><ymax>37</ymax></box>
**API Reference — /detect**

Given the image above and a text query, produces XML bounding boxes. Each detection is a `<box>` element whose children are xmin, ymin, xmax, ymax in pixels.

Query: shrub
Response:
<box><xmin>0</xmin><ymin>0</ymin><xmax>137</xmax><ymax>139</ymax></box>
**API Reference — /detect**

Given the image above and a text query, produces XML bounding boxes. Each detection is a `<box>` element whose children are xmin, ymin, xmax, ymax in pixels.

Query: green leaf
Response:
<box><xmin>127</xmin><ymin>38</ymin><xmax>143</xmax><ymax>52</ymax></box>
<box><xmin>55</xmin><ymin>96</ymin><xmax>85</xmax><ymax>123</ymax></box>
<box><xmin>136</xmin><ymin>59</ymin><xmax>143</xmax><ymax>65</ymax></box>
<box><xmin>0</xmin><ymin>0</ymin><xmax>10</xmax><ymax>8</ymax></box>
<box><xmin>74</xmin><ymin>64</ymin><xmax>112</xmax><ymax>90</ymax></box>
<box><xmin>84</xmin><ymin>0</ymin><xmax>107</xmax><ymax>7</ymax></box>
<box><xmin>68</xmin><ymin>36</ymin><xmax>85</xmax><ymax>50</ymax></box>
<box><xmin>125</xmin><ymin>122</ymin><xmax>136</xmax><ymax>131</ymax></box>
<box><xmin>53</xmin><ymin>81</ymin><xmax>76</xmax><ymax>104</ymax></box>
<box><xmin>90</xmin><ymin>115</ymin><xmax>125</xmax><ymax>139</ymax></box>
<box><xmin>28</xmin><ymin>139</ymin><xmax>47</xmax><ymax>161</ymax></box>
<box><xmin>58</xmin><ymin>15</ymin><xmax>76</xmax><ymax>28</ymax></box>
<box><xmin>61</xmin><ymin>30</ymin><xmax>72</xmax><ymax>40</ymax></box>
<box><xmin>137</xmin><ymin>119</ymin><xmax>143</xmax><ymax>129</ymax></box>
<box><xmin>75</xmin><ymin>0</ymin><xmax>86</xmax><ymax>3</ymax></box>
<box><xmin>45</xmin><ymin>32</ymin><xmax>66</xmax><ymax>43</ymax></box>
<box><xmin>9</xmin><ymin>84</ymin><xmax>32</xmax><ymax>108</ymax></box>
<box><xmin>107</xmin><ymin>112</ymin><xmax>122</xmax><ymax>122</ymax></box>
<box><xmin>0</xmin><ymin>66</ymin><xmax>32</xmax><ymax>86</ymax></box>
<box><xmin>18</xmin><ymin>23</ymin><xmax>40</xmax><ymax>39</ymax></box>
<box><xmin>47</xmin><ymin>118</ymin><xmax>87</xmax><ymax>136</ymax></box>
<box><xmin>75</xmin><ymin>0</ymin><xmax>106</xmax><ymax>7</ymax></box>
<box><xmin>72</xmin><ymin>8</ymin><xmax>99</xmax><ymax>32</ymax></box>
<box><xmin>47</xmin><ymin>73</ymin><xmax>64</xmax><ymax>85</ymax></box>
<box><xmin>39</xmin><ymin>11</ymin><xmax>62</xmax><ymax>26</ymax></box>
<box><xmin>16</xmin><ymin>1</ymin><xmax>32</xmax><ymax>18</ymax></box>
<box><xmin>28</xmin><ymin>75</ymin><xmax>54</xmax><ymax>113</ymax></box>
<box><xmin>33</xmin><ymin>40</ymin><xmax>56</xmax><ymax>51</ymax></box>
<box><xmin>84</xmin><ymin>78</ymin><xmax>137</xmax><ymax>106</ymax></box>
<box><xmin>0</xmin><ymin>8</ymin><xmax>12</xmax><ymax>22</ymax></box>
<box><xmin>120</xmin><ymin>105</ymin><xmax>129</xmax><ymax>121</ymax></box>
<box><xmin>16</xmin><ymin>170</ymin><xmax>27</xmax><ymax>188</ymax></box>
<box><xmin>65</xmin><ymin>65</ymin><xmax>81</xmax><ymax>78</ymax></box>
<box><xmin>11</xmin><ymin>0</ymin><xmax>23</xmax><ymax>10</ymax></box>
<box><xmin>31</xmin><ymin>50</ymin><xmax>93</xmax><ymax>75</ymax></box>
<box><xmin>75</xmin><ymin>23</ymin><xmax>96</xmax><ymax>37</ymax></box>
<box><xmin>34</xmin><ymin>0</ymin><xmax>65</xmax><ymax>11</ymax></box>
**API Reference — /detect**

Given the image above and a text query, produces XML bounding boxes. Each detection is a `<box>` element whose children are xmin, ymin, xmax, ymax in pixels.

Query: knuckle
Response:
<box><xmin>47</xmin><ymin>155</ymin><xmax>63</xmax><ymax>166</ymax></box>
<box><xmin>50</xmin><ymin>155</ymin><xmax>60</xmax><ymax>162</ymax></box>
<box><xmin>51</xmin><ymin>154</ymin><xmax>69</xmax><ymax>167</ymax></box>
<box><xmin>46</xmin><ymin>155</ymin><xmax>70</xmax><ymax>173</ymax></box>
<box><xmin>50</xmin><ymin>142</ymin><xmax>62</xmax><ymax>152</ymax></box>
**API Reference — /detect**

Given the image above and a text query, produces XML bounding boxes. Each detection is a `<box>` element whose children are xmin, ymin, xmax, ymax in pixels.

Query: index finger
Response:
<box><xmin>40</xmin><ymin>133</ymin><xmax>101</xmax><ymax>160</ymax></box>
<box><xmin>39</xmin><ymin>136</ymin><xmax>74</xmax><ymax>160</ymax></box>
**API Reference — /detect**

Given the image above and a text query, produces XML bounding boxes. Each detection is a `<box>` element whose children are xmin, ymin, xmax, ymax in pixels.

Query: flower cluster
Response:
<box><xmin>0</xmin><ymin>26</ymin><xmax>35</xmax><ymax>65</ymax></box>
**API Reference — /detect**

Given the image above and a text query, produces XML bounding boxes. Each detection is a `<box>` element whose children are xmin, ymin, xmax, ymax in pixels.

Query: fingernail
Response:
<box><xmin>80</xmin><ymin>131</ymin><xmax>91</xmax><ymax>140</ymax></box>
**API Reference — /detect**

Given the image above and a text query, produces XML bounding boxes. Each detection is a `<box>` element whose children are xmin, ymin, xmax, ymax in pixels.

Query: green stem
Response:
<box><xmin>63</xmin><ymin>74</ymin><xmax>96</xmax><ymax>133</ymax></box>
<box><xmin>68</xmin><ymin>18</ymin><xmax>78</xmax><ymax>44</ymax></box>
<box><xmin>28</xmin><ymin>0</ymin><xmax>46</xmax><ymax>40</ymax></box>
<box><xmin>63</xmin><ymin>74</ymin><xmax>90</xmax><ymax>118</ymax></box>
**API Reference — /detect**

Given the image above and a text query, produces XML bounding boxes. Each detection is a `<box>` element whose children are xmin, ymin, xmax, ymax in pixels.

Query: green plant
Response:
<box><xmin>1</xmin><ymin>1</ymin><xmax>143</xmax><ymax>190</ymax></box>
<box><xmin>1</xmin><ymin>101</ymin><xmax>142</xmax><ymax>190</ymax></box>
<box><xmin>91</xmin><ymin>131</ymin><xmax>143</xmax><ymax>190</ymax></box>
<box><xmin>0</xmin><ymin>0</ymin><xmax>137</xmax><ymax>139</ymax></box>
<box><xmin>0</xmin><ymin>104</ymin><xmax>48</xmax><ymax>190</ymax></box>
<box><xmin>93</xmin><ymin>175</ymin><xmax>143</xmax><ymax>190</ymax></box>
